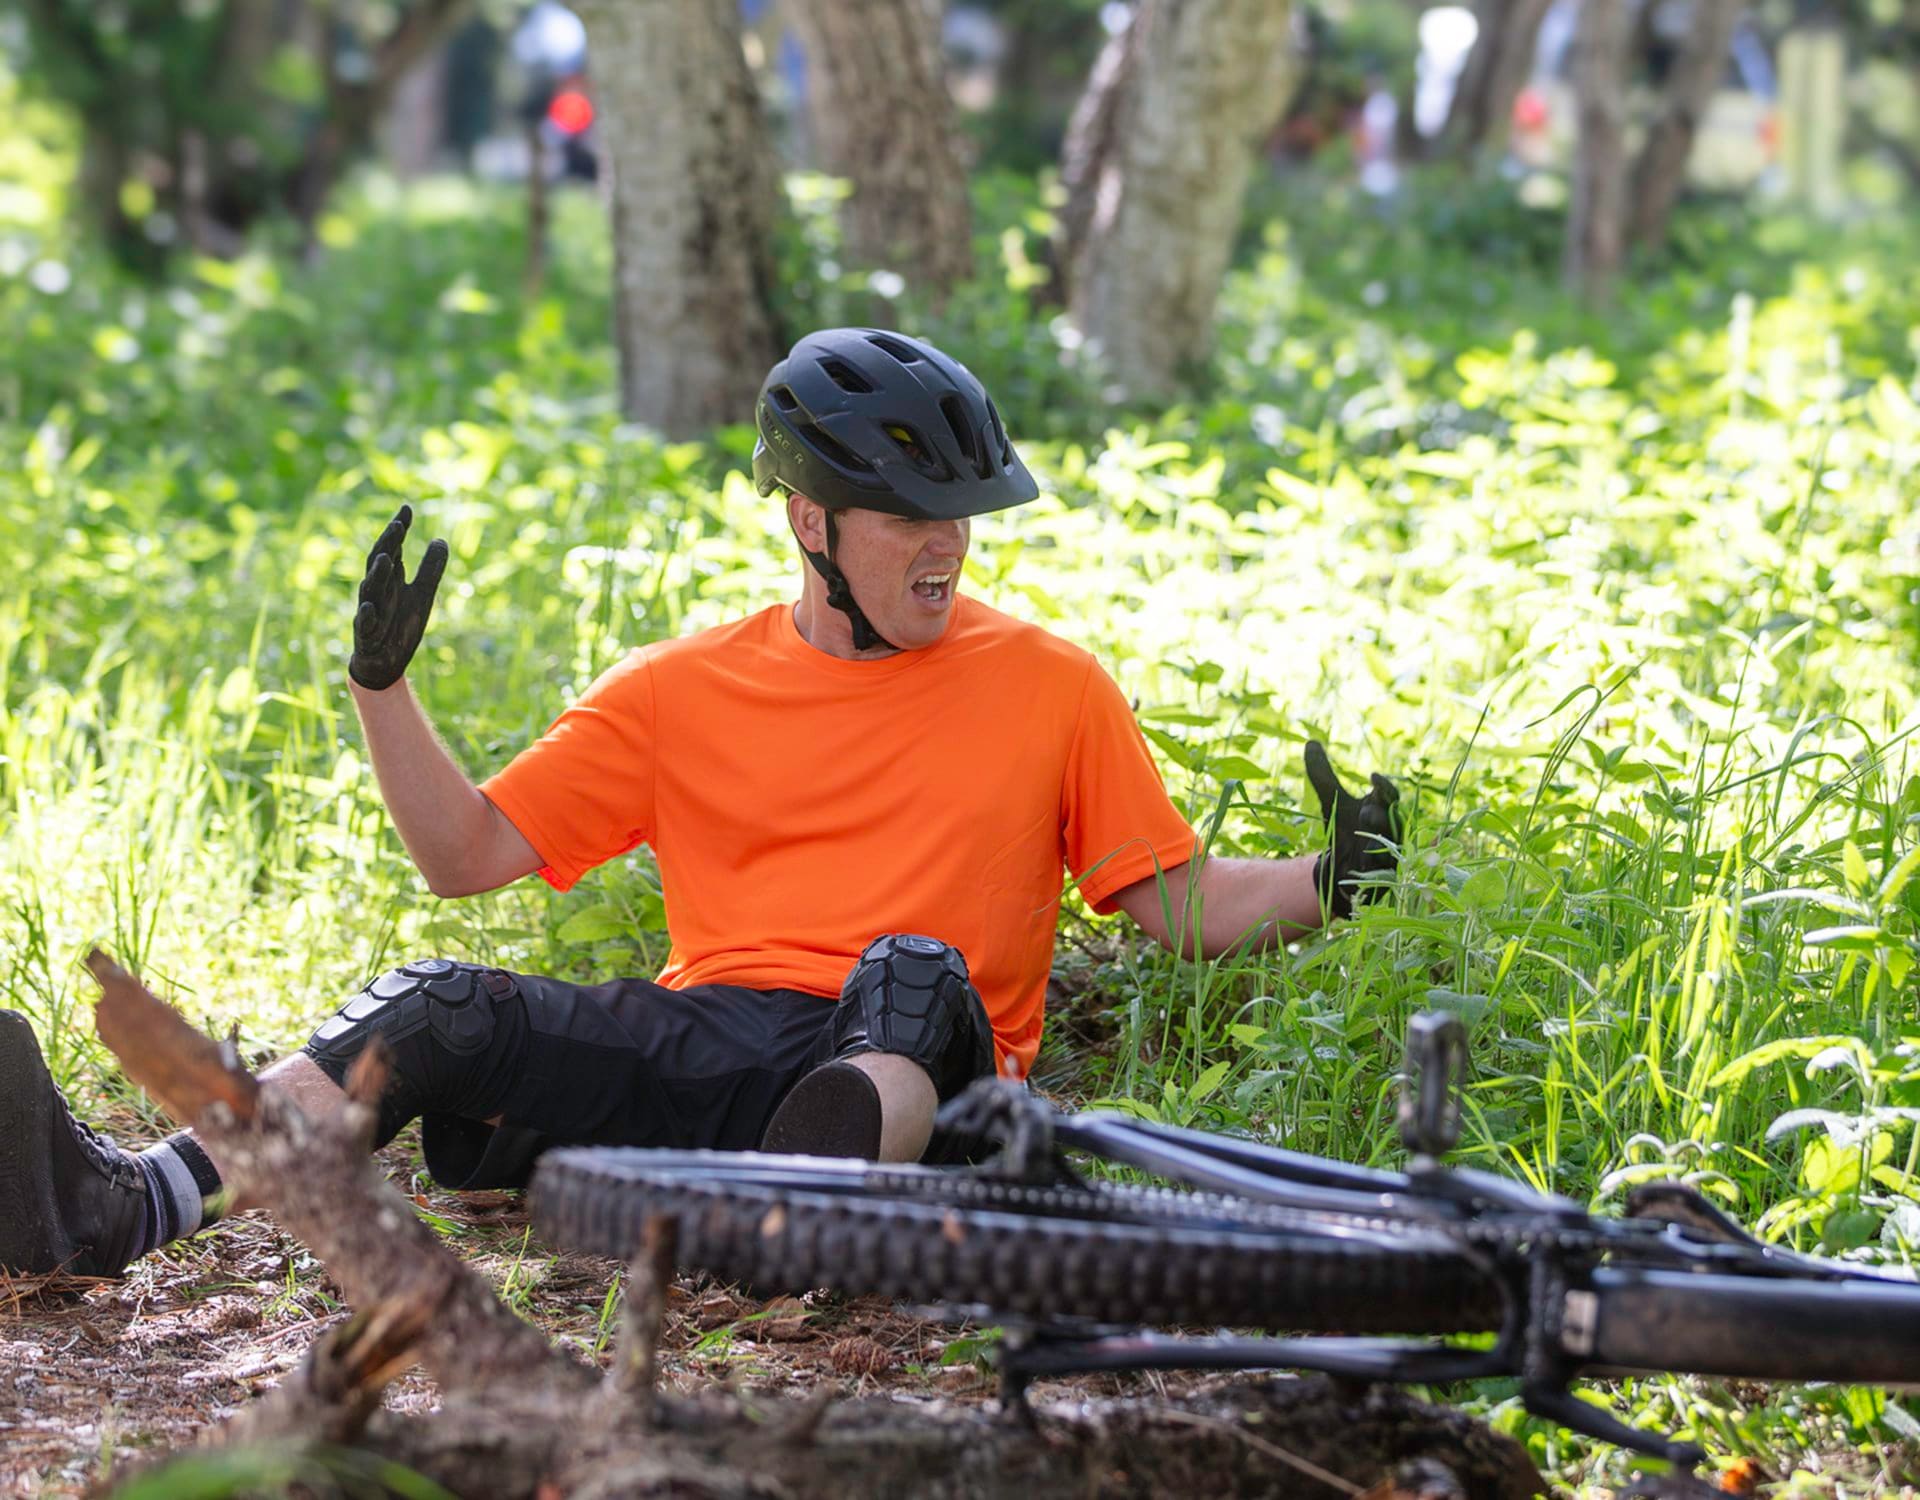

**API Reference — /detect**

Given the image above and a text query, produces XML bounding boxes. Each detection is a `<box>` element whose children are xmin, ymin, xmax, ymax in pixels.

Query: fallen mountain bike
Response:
<box><xmin>531</xmin><ymin>1014</ymin><xmax>1920</xmax><ymax>1472</ymax></box>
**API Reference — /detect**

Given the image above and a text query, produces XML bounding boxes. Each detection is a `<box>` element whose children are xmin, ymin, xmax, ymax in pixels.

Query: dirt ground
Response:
<box><xmin>0</xmin><ymin>1137</ymin><xmax>1246</xmax><ymax>1499</ymax></box>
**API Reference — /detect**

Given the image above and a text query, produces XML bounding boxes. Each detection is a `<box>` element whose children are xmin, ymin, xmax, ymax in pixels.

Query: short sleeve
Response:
<box><xmin>479</xmin><ymin>648</ymin><xmax>657</xmax><ymax>893</ymax></box>
<box><xmin>1062</xmin><ymin>657</ymin><xmax>1197</xmax><ymax>913</ymax></box>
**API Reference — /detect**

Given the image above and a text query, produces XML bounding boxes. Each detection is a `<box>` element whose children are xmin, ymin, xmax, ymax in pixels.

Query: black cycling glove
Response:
<box><xmin>1305</xmin><ymin>740</ymin><xmax>1403</xmax><ymax>920</ymax></box>
<box><xmin>348</xmin><ymin>504</ymin><xmax>449</xmax><ymax>691</ymax></box>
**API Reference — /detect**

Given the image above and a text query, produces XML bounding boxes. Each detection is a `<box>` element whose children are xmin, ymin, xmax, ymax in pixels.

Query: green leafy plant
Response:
<box><xmin>5</xmin><ymin>89</ymin><xmax>1920</xmax><ymax>1492</ymax></box>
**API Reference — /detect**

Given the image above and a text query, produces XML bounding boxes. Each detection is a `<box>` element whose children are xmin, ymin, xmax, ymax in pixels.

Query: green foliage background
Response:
<box><xmin>1</xmin><ymin>72</ymin><xmax>1918</xmax><ymax>1492</ymax></box>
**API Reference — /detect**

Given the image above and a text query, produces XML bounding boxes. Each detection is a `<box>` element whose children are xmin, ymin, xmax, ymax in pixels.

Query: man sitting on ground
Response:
<box><xmin>0</xmin><ymin>327</ymin><xmax>1402</xmax><ymax>1280</ymax></box>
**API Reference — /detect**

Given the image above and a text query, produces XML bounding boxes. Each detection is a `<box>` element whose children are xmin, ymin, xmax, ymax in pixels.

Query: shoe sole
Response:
<box><xmin>759</xmin><ymin>1061</ymin><xmax>884</xmax><ymax>1159</ymax></box>
<box><xmin>0</xmin><ymin>1010</ymin><xmax>80</xmax><ymax>1274</ymax></box>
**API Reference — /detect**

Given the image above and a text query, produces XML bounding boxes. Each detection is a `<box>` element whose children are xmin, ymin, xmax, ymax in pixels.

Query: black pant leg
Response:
<box><xmin>420</xmin><ymin>976</ymin><xmax>838</xmax><ymax>1189</ymax></box>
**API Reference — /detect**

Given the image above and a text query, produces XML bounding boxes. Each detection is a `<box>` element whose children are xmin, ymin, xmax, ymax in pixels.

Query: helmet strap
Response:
<box><xmin>799</xmin><ymin>508</ymin><xmax>898</xmax><ymax>653</ymax></box>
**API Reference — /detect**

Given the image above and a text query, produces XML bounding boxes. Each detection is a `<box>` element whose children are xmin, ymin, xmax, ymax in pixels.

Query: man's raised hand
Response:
<box><xmin>1304</xmin><ymin>740</ymin><xmax>1403</xmax><ymax>920</ymax></box>
<box><xmin>348</xmin><ymin>504</ymin><xmax>448</xmax><ymax>691</ymax></box>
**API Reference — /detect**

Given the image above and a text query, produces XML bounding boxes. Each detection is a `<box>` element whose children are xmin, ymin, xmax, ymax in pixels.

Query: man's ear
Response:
<box><xmin>787</xmin><ymin>492</ymin><xmax>828</xmax><ymax>553</ymax></box>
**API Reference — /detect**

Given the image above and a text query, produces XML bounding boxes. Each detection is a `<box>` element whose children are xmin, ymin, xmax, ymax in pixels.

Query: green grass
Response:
<box><xmin>2</xmin><ymin>119</ymin><xmax>1918</xmax><ymax>1492</ymax></box>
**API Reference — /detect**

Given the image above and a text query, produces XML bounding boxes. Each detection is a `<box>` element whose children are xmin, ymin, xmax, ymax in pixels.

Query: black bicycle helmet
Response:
<box><xmin>753</xmin><ymin>327</ymin><xmax>1039</xmax><ymax>650</ymax></box>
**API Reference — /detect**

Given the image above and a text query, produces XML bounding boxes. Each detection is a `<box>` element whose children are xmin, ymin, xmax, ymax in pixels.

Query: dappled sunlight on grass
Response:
<box><xmin>2</xmin><ymin>164</ymin><xmax>1918</xmax><ymax>1492</ymax></box>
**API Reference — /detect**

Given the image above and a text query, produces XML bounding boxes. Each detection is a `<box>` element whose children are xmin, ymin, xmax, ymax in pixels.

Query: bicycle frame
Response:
<box><xmin>946</xmin><ymin>1014</ymin><xmax>1918</xmax><ymax>1472</ymax></box>
<box><xmin>536</xmin><ymin>1010</ymin><xmax>1918</xmax><ymax>1482</ymax></box>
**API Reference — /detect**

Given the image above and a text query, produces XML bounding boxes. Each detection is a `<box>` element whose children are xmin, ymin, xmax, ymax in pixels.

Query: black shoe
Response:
<box><xmin>759</xmin><ymin>1061</ymin><xmax>884</xmax><ymax>1159</ymax></box>
<box><xmin>0</xmin><ymin>1010</ymin><xmax>151</xmax><ymax>1277</ymax></box>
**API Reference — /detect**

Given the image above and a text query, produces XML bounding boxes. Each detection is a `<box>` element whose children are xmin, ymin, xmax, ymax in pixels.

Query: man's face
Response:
<box><xmin>795</xmin><ymin>499</ymin><xmax>969</xmax><ymax>652</ymax></box>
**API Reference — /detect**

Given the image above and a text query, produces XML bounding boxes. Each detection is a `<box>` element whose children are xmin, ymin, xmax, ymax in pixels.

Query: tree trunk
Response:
<box><xmin>1443</xmin><ymin>0</ymin><xmax>1554</xmax><ymax>157</ymax></box>
<box><xmin>576</xmin><ymin>0</ymin><xmax>783</xmax><ymax>437</ymax></box>
<box><xmin>1443</xmin><ymin>0</ymin><xmax>1510</xmax><ymax>149</ymax></box>
<box><xmin>1628</xmin><ymin>0</ymin><xmax>1744</xmax><ymax>247</ymax></box>
<box><xmin>180</xmin><ymin>0</ymin><xmax>286</xmax><ymax>255</ymax></box>
<box><xmin>1778</xmin><ymin>20</ymin><xmax>1849</xmax><ymax>215</ymax></box>
<box><xmin>383</xmin><ymin>45</ymin><xmax>452</xmax><ymax>179</ymax></box>
<box><xmin>78</xmin><ymin>126</ymin><xmax>159</xmax><ymax>274</ymax></box>
<box><xmin>1054</xmin><ymin>18</ymin><xmax>1140</xmax><ymax>308</ymax></box>
<box><xmin>1564</xmin><ymin>0</ymin><xmax>1633</xmax><ymax>300</ymax></box>
<box><xmin>25</xmin><ymin>0</ymin><xmax>475</xmax><ymax>262</ymax></box>
<box><xmin>1056</xmin><ymin>0</ymin><xmax>1299</xmax><ymax>400</ymax></box>
<box><xmin>523</xmin><ymin>112</ymin><xmax>550</xmax><ymax>299</ymax></box>
<box><xmin>286</xmin><ymin>0</ymin><xmax>477</xmax><ymax>241</ymax></box>
<box><xmin>784</xmin><ymin>0</ymin><xmax>974</xmax><ymax>294</ymax></box>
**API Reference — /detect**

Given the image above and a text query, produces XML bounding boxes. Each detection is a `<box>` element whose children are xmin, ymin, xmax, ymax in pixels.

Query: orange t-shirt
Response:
<box><xmin>479</xmin><ymin>596</ymin><xmax>1197</xmax><ymax>1076</ymax></box>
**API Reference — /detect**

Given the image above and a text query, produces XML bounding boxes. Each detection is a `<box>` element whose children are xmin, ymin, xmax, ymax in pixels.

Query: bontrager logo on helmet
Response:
<box><xmin>755</xmin><ymin>328</ymin><xmax>1040</xmax><ymax>652</ymax></box>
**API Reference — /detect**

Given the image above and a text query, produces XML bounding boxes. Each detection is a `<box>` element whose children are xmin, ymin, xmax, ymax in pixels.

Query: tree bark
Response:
<box><xmin>1056</xmin><ymin>0</ymin><xmax>1300</xmax><ymax>400</ymax></box>
<box><xmin>1628</xmin><ymin>0</ymin><xmax>1745</xmax><ymax>247</ymax></box>
<box><xmin>287</xmin><ymin>0</ymin><xmax>477</xmax><ymax>240</ymax></box>
<box><xmin>1442</xmin><ymin>0</ymin><xmax>1554</xmax><ymax>157</ymax></box>
<box><xmin>178</xmin><ymin>0</ymin><xmax>286</xmax><ymax>256</ymax></box>
<box><xmin>576</xmin><ymin>0</ymin><xmax>783</xmax><ymax>437</ymax></box>
<box><xmin>87</xmin><ymin>950</ymin><xmax>585</xmax><ymax>1396</ymax></box>
<box><xmin>523</xmin><ymin>112</ymin><xmax>551</xmax><ymax>299</ymax></box>
<box><xmin>1054</xmin><ymin>18</ymin><xmax>1140</xmax><ymax>308</ymax></box>
<box><xmin>784</xmin><ymin>0</ymin><xmax>974</xmax><ymax>295</ymax></box>
<box><xmin>383</xmin><ymin>44</ymin><xmax>451</xmax><ymax>179</ymax></box>
<box><xmin>1564</xmin><ymin>0</ymin><xmax>1633</xmax><ymax>300</ymax></box>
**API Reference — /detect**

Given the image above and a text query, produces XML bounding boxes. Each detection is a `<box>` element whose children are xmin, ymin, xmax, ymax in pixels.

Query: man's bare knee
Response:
<box><xmin>184</xmin><ymin>1053</ymin><xmax>347</xmax><ymax>1211</ymax></box>
<box><xmin>259</xmin><ymin>1051</ymin><xmax>349</xmax><ymax>1114</ymax></box>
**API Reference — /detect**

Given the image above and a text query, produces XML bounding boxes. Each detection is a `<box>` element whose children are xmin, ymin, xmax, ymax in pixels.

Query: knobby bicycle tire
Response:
<box><xmin>532</xmin><ymin>1148</ymin><xmax>1508</xmax><ymax>1334</ymax></box>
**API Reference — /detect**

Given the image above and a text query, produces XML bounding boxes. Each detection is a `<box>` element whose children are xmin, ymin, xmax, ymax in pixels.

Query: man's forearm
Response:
<box><xmin>1150</xmin><ymin>855</ymin><xmax>1325</xmax><ymax>961</ymax></box>
<box><xmin>349</xmin><ymin>678</ymin><xmax>502</xmax><ymax>897</ymax></box>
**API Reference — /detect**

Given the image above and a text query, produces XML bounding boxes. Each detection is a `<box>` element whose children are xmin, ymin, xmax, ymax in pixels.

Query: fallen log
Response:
<box><xmin>83</xmin><ymin>949</ymin><xmax>1548</xmax><ymax>1499</ymax></box>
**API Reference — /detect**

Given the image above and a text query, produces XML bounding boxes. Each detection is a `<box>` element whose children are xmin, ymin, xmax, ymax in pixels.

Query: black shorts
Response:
<box><xmin>417</xmin><ymin>975</ymin><xmax>847</xmax><ymax>1190</ymax></box>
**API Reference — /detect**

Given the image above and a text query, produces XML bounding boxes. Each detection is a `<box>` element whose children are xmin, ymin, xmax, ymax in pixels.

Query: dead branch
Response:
<box><xmin>88</xmin><ymin>949</ymin><xmax>260</xmax><ymax>1126</ymax></box>
<box><xmin>602</xmin><ymin>1212</ymin><xmax>678</xmax><ymax>1431</ymax></box>
<box><xmin>216</xmin><ymin>1295</ymin><xmax>435</xmax><ymax>1451</ymax></box>
<box><xmin>86</xmin><ymin>950</ymin><xmax>590</xmax><ymax>1402</ymax></box>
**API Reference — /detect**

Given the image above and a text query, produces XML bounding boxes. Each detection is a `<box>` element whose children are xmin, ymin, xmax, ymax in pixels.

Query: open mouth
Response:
<box><xmin>911</xmin><ymin>572</ymin><xmax>953</xmax><ymax>606</ymax></box>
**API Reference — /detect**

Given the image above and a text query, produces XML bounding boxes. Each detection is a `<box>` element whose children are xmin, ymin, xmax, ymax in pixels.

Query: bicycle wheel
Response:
<box><xmin>532</xmin><ymin>1148</ymin><xmax>1509</xmax><ymax>1334</ymax></box>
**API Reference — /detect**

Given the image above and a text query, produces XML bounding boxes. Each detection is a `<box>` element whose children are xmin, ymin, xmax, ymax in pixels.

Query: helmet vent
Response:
<box><xmin>819</xmin><ymin>357</ymin><xmax>875</xmax><ymax>394</ymax></box>
<box><xmin>770</xmin><ymin>385</ymin><xmax>801</xmax><ymax>412</ymax></box>
<box><xmin>886</xmin><ymin>423</ymin><xmax>951</xmax><ymax>480</ymax></box>
<box><xmin>794</xmin><ymin>420</ymin><xmax>874</xmax><ymax>474</ymax></box>
<box><xmin>866</xmin><ymin>333</ymin><xmax>923</xmax><ymax>364</ymax></box>
<box><xmin>940</xmin><ymin>394</ymin><xmax>987</xmax><ymax>480</ymax></box>
<box><xmin>985</xmin><ymin>398</ymin><xmax>1012</xmax><ymax>467</ymax></box>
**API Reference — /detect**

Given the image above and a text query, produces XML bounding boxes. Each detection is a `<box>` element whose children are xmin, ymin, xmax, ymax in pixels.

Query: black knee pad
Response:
<box><xmin>303</xmin><ymin>959</ymin><xmax>526</xmax><ymax>1146</ymax></box>
<box><xmin>817</xmin><ymin>934</ymin><xmax>996</xmax><ymax>1101</ymax></box>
